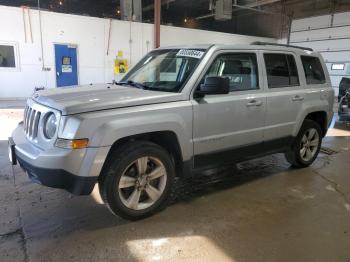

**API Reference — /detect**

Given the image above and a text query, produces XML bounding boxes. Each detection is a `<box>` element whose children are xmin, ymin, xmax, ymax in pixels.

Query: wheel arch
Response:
<box><xmin>304</xmin><ymin>111</ymin><xmax>328</xmax><ymax>137</ymax></box>
<box><xmin>99</xmin><ymin>131</ymin><xmax>186</xmax><ymax>182</ymax></box>
<box><xmin>294</xmin><ymin>108</ymin><xmax>329</xmax><ymax>137</ymax></box>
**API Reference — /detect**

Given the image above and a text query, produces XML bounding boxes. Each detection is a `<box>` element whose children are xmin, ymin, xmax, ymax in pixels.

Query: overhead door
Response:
<box><xmin>289</xmin><ymin>12</ymin><xmax>350</xmax><ymax>96</ymax></box>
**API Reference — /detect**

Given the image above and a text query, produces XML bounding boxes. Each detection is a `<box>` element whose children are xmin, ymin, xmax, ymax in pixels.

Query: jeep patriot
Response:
<box><xmin>9</xmin><ymin>42</ymin><xmax>334</xmax><ymax>220</ymax></box>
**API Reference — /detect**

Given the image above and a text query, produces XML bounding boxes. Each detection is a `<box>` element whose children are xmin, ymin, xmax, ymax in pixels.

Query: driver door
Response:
<box><xmin>192</xmin><ymin>51</ymin><xmax>267</xmax><ymax>168</ymax></box>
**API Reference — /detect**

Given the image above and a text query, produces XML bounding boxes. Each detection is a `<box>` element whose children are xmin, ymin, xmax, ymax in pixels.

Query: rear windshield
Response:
<box><xmin>301</xmin><ymin>56</ymin><xmax>326</xmax><ymax>85</ymax></box>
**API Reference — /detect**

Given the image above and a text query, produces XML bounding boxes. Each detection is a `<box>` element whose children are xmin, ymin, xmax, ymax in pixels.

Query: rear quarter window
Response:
<box><xmin>301</xmin><ymin>56</ymin><xmax>326</xmax><ymax>85</ymax></box>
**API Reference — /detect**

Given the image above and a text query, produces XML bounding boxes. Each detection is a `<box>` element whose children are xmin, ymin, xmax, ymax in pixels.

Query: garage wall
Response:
<box><xmin>0</xmin><ymin>5</ymin><xmax>275</xmax><ymax>99</ymax></box>
<box><xmin>290</xmin><ymin>11</ymin><xmax>350</xmax><ymax>96</ymax></box>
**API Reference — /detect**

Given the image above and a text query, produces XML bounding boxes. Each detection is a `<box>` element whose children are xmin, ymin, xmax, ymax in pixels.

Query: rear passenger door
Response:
<box><xmin>262</xmin><ymin>52</ymin><xmax>304</xmax><ymax>145</ymax></box>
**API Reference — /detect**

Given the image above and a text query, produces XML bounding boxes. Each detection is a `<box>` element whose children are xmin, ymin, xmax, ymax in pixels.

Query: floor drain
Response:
<box><xmin>320</xmin><ymin>147</ymin><xmax>338</xmax><ymax>155</ymax></box>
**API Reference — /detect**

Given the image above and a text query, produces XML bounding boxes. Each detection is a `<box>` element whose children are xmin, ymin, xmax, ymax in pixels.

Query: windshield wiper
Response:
<box><xmin>117</xmin><ymin>80</ymin><xmax>149</xmax><ymax>90</ymax></box>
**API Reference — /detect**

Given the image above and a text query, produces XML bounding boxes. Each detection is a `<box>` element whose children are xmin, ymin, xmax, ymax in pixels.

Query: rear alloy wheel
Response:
<box><xmin>299</xmin><ymin>128</ymin><xmax>320</xmax><ymax>162</ymax></box>
<box><xmin>285</xmin><ymin>119</ymin><xmax>322</xmax><ymax>168</ymax></box>
<box><xmin>100</xmin><ymin>141</ymin><xmax>175</xmax><ymax>220</ymax></box>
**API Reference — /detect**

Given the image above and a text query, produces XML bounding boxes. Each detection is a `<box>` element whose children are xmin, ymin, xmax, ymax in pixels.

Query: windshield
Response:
<box><xmin>120</xmin><ymin>48</ymin><xmax>206</xmax><ymax>92</ymax></box>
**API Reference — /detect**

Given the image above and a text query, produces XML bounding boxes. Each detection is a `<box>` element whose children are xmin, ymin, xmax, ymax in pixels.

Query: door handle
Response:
<box><xmin>292</xmin><ymin>95</ymin><xmax>304</xmax><ymax>101</ymax></box>
<box><xmin>56</xmin><ymin>71</ymin><xmax>60</xmax><ymax>76</ymax></box>
<box><xmin>246</xmin><ymin>100</ymin><xmax>263</xmax><ymax>107</ymax></box>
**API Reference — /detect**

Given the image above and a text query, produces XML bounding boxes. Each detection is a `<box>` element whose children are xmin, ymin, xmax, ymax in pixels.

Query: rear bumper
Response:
<box><xmin>16</xmin><ymin>154</ymin><xmax>97</xmax><ymax>195</ymax></box>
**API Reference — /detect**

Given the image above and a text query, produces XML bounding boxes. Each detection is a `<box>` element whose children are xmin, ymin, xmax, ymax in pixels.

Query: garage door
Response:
<box><xmin>289</xmin><ymin>12</ymin><xmax>350</xmax><ymax>96</ymax></box>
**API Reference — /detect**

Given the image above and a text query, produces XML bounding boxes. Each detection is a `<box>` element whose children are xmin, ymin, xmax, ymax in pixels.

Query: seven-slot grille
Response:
<box><xmin>23</xmin><ymin>105</ymin><xmax>41</xmax><ymax>139</ymax></box>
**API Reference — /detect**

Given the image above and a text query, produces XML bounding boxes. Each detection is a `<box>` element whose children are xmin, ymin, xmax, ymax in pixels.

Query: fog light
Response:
<box><xmin>55</xmin><ymin>138</ymin><xmax>89</xmax><ymax>149</ymax></box>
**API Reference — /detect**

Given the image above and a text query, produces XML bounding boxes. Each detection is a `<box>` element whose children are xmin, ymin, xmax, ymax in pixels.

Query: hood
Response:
<box><xmin>32</xmin><ymin>84</ymin><xmax>184</xmax><ymax>115</ymax></box>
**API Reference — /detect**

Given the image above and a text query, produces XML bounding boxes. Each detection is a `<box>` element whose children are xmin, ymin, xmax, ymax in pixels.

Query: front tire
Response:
<box><xmin>100</xmin><ymin>141</ymin><xmax>175</xmax><ymax>220</ymax></box>
<box><xmin>285</xmin><ymin>119</ymin><xmax>322</xmax><ymax>168</ymax></box>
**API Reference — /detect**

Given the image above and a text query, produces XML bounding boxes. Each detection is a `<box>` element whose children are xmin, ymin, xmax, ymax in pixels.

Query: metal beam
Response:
<box><xmin>154</xmin><ymin>0</ymin><xmax>161</xmax><ymax>48</ymax></box>
<box><xmin>196</xmin><ymin>0</ymin><xmax>280</xmax><ymax>20</ymax></box>
<box><xmin>244</xmin><ymin>0</ymin><xmax>281</xmax><ymax>8</ymax></box>
<box><xmin>196</xmin><ymin>13</ymin><xmax>215</xmax><ymax>20</ymax></box>
<box><xmin>144</xmin><ymin>0</ymin><xmax>175</xmax><ymax>12</ymax></box>
<box><xmin>232</xmin><ymin>4</ymin><xmax>276</xmax><ymax>14</ymax></box>
<box><xmin>232</xmin><ymin>0</ymin><xmax>280</xmax><ymax>13</ymax></box>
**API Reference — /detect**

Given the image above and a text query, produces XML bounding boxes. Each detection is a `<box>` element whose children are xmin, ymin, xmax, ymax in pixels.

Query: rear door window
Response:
<box><xmin>301</xmin><ymin>56</ymin><xmax>326</xmax><ymax>85</ymax></box>
<box><xmin>264</xmin><ymin>53</ymin><xmax>300</xmax><ymax>88</ymax></box>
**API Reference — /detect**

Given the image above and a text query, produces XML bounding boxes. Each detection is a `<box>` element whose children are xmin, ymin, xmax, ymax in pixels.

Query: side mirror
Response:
<box><xmin>196</xmin><ymin>76</ymin><xmax>230</xmax><ymax>97</ymax></box>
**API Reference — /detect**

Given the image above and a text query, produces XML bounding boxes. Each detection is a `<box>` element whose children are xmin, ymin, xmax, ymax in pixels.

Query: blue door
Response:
<box><xmin>54</xmin><ymin>44</ymin><xmax>78</xmax><ymax>87</ymax></box>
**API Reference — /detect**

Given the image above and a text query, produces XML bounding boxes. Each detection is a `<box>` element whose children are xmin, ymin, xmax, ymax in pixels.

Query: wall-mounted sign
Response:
<box><xmin>331</xmin><ymin>63</ymin><xmax>345</xmax><ymax>70</ymax></box>
<box><xmin>114</xmin><ymin>59</ymin><xmax>128</xmax><ymax>74</ymax></box>
<box><xmin>62</xmin><ymin>64</ymin><xmax>72</xmax><ymax>73</ymax></box>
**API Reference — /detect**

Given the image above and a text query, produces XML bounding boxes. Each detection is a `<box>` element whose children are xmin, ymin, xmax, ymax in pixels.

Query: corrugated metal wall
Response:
<box><xmin>290</xmin><ymin>12</ymin><xmax>350</xmax><ymax>96</ymax></box>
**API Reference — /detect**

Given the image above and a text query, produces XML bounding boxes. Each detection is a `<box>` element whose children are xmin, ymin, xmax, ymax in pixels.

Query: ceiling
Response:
<box><xmin>2</xmin><ymin>0</ymin><xmax>350</xmax><ymax>38</ymax></box>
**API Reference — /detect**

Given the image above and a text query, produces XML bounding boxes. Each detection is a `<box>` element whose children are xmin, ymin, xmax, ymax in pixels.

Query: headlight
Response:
<box><xmin>44</xmin><ymin>113</ymin><xmax>57</xmax><ymax>139</ymax></box>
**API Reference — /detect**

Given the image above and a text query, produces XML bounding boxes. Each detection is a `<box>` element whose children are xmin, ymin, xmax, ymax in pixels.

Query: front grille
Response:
<box><xmin>23</xmin><ymin>105</ymin><xmax>42</xmax><ymax>139</ymax></box>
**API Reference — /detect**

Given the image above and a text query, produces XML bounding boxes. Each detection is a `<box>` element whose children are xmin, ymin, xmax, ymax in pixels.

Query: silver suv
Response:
<box><xmin>9</xmin><ymin>42</ymin><xmax>334</xmax><ymax>220</ymax></box>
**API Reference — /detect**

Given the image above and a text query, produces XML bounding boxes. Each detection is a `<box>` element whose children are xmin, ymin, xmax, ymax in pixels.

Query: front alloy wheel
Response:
<box><xmin>118</xmin><ymin>156</ymin><xmax>167</xmax><ymax>210</ymax></box>
<box><xmin>100</xmin><ymin>141</ymin><xmax>175</xmax><ymax>220</ymax></box>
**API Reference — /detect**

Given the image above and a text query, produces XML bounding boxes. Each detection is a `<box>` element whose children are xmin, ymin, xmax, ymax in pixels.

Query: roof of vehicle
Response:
<box><xmin>158</xmin><ymin>43</ymin><xmax>319</xmax><ymax>56</ymax></box>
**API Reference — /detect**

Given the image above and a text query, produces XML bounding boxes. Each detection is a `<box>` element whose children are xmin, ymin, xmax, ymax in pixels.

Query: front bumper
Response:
<box><xmin>9</xmin><ymin>125</ymin><xmax>98</xmax><ymax>195</ymax></box>
<box><xmin>16</xmin><ymin>154</ymin><xmax>96</xmax><ymax>195</ymax></box>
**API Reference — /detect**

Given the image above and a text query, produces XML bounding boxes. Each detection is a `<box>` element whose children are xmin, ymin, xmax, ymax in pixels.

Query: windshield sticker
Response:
<box><xmin>176</xmin><ymin>49</ymin><xmax>204</xmax><ymax>59</ymax></box>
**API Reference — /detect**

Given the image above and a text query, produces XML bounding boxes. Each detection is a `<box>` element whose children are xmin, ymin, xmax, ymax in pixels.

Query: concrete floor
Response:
<box><xmin>1</xmin><ymin>108</ymin><xmax>350</xmax><ymax>262</ymax></box>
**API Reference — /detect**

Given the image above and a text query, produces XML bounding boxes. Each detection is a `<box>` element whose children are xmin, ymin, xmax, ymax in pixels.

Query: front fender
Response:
<box><xmin>95</xmin><ymin>114</ymin><xmax>192</xmax><ymax>160</ymax></box>
<box><xmin>76</xmin><ymin>102</ymin><xmax>194</xmax><ymax>162</ymax></box>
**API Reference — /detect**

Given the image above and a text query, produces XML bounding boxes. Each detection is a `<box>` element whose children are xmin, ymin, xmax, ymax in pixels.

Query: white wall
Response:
<box><xmin>290</xmin><ymin>11</ymin><xmax>350</xmax><ymax>96</ymax></box>
<box><xmin>0</xmin><ymin>5</ymin><xmax>275</xmax><ymax>99</ymax></box>
<box><xmin>159</xmin><ymin>25</ymin><xmax>275</xmax><ymax>46</ymax></box>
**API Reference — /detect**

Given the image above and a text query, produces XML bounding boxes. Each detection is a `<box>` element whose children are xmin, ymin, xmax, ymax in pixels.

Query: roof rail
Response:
<box><xmin>251</xmin><ymin>41</ymin><xmax>313</xmax><ymax>52</ymax></box>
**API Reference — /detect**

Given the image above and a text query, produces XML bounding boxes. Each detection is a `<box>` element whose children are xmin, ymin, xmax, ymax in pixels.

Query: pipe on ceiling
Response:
<box><xmin>106</xmin><ymin>18</ymin><xmax>112</xmax><ymax>56</ymax></box>
<box><xmin>37</xmin><ymin>0</ymin><xmax>45</xmax><ymax>70</ymax></box>
<box><xmin>21</xmin><ymin>6</ymin><xmax>27</xmax><ymax>43</ymax></box>
<box><xmin>27</xmin><ymin>7</ymin><xmax>33</xmax><ymax>43</ymax></box>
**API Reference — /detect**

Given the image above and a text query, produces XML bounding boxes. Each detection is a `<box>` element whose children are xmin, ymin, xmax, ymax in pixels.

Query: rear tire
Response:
<box><xmin>99</xmin><ymin>141</ymin><xmax>175</xmax><ymax>220</ymax></box>
<box><xmin>285</xmin><ymin>119</ymin><xmax>322</xmax><ymax>168</ymax></box>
